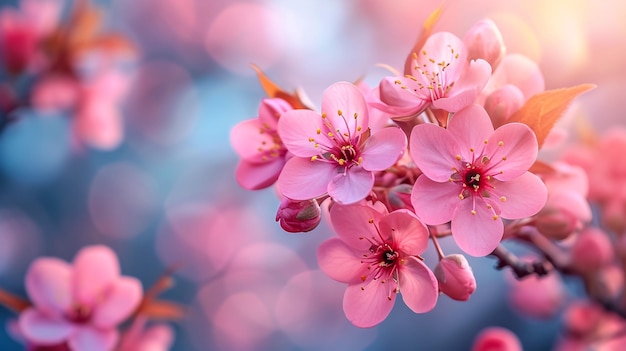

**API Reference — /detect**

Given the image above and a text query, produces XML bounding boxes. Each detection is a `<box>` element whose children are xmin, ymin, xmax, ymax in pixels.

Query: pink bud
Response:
<box><xmin>534</xmin><ymin>207</ymin><xmax>579</xmax><ymax>241</ymax></box>
<box><xmin>484</xmin><ymin>84</ymin><xmax>524</xmax><ymax>128</ymax></box>
<box><xmin>275</xmin><ymin>198</ymin><xmax>321</xmax><ymax>233</ymax></box>
<box><xmin>387</xmin><ymin>184</ymin><xmax>413</xmax><ymax>211</ymax></box>
<box><xmin>471</xmin><ymin>327</ymin><xmax>522</xmax><ymax>351</ymax></box>
<box><xmin>571</xmin><ymin>227</ymin><xmax>614</xmax><ymax>275</ymax></box>
<box><xmin>434</xmin><ymin>254</ymin><xmax>476</xmax><ymax>301</ymax></box>
<box><xmin>463</xmin><ymin>19</ymin><xmax>506</xmax><ymax>70</ymax></box>
<box><xmin>562</xmin><ymin>301</ymin><xmax>603</xmax><ymax>336</ymax></box>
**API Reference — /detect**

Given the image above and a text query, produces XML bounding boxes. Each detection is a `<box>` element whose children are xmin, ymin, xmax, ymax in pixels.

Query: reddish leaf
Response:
<box><xmin>507</xmin><ymin>84</ymin><xmax>596</xmax><ymax>148</ymax></box>
<box><xmin>403</xmin><ymin>5</ymin><xmax>443</xmax><ymax>75</ymax></box>
<box><xmin>0</xmin><ymin>288</ymin><xmax>31</xmax><ymax>313</ymax></box>
<box><xmin>250</xmin><ymin>64</ymin><xmax>309</xmax><ymax>109</ymax></box>
<box><xmin>528</xmin><ymin>160</ymin><xmax>557</xmax><ymax>176</ymax></box>
<box><xmin>138</xmin><ymin>300</ymin><xmax>186</xmax><ymax>320</ymax></box>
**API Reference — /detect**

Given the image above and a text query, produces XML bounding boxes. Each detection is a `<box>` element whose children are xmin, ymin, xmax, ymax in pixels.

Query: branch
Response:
<box><xmin>490</xmin><ymin>244</ymin><xmax>552</xmax><ymax>279</ymax></box>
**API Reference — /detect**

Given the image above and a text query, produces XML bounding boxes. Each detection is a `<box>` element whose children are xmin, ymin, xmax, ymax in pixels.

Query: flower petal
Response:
<box><xmin>398</xmin><ymin>257</ymin><xmax>439</xmax><ymax>313</ymax></box>
<box><xmin>489</xmin><ymin>172</ymin><xmax>547</xmax><ymax>219</ymax></box>
<box><xmin>343</xmin><ymin>279</ymin><xmax>397</xmax><ymax>328</ymax></box>
<box><xmin>317</xmin><ymin>238</ymin><xmax>367</xmax><ymax>284</ymax></box>
<box><xmin>416</xmin><ymin>32</ymin><xmax>468</xmax><ymax>82</ymax></box>
<box><xmin>433</xmin><ymin>59</ymin><xmax>492</xmax><ymax>112</ymax></box>
<box><xmin>277</xmin><ymin>157</ymin><xmax>336</xmax><ymax>200</ymax></box>
<box><xmin>378</xmin><ymin>77</ymin><xmax>429</xmax><ymax>117</ymax></box>
<box><xmin>379</xmin><ymin>210</ymin><xmax>428</xmax><ymax>255</ymax></box>
<box><xmin>230</xmin><ymin>119</ymin><xmax>281</xmax><ymax>162</ymax></box>
<box><xmin>328</xmin><ymin>167</ymin><xmax>374</xmax><ymax>204</ymax></box>
<box><xmin>68</xmin><ymin>326</ymin><xmax>118</xmax><ymax>351</ymax></box>
<box><xmin>277</xmin><ymin>109</ymin><xmax>325</xmax><ymax>157</ymax></box>
<box><xmin>409</xmin><ymin>123</ymin><xmax>460</xmax><ymax>182</ymax></box>
<box><xmin>447</xmin><ymin>104</ymin><xmax>494</xmax><ymax>161</ymax></box>
<box><xmin>235</xmin><ymin>158</ymin><xmax>284</xmax><ymax>190</ymax></box>
<box><xmin>25</xmin><ymin>257</ymin><xmax>72</xmax><ymax>315</ymax></box>
<box><xmin>320</xmin><ymin>82</ymin><xmax>369</xmax><ymax>139</ymax></box>
<box><xmin>257</xmin><ymin>97</ymin><xmax>291</xmax><ymax>130</ymax></box>
<box><xmin>411</xmin><ymin>176</ymin><xmax>459</xmax><ymax>225</ymax></box>
<box><xmin>330</xmin><ymin>204</ymin><xmax>386</xmax><ymax>250</ymax></box>
<box><xmin>72</xmin><ymin>246</ymin><xmax>121</xmax><ymax>306</ymax></box>
<box><xmin>18</xmin><ymin>308</ymin><xmax>74</xmax><ymax>344</ymax></box>
<box><xmin>92</xmin><ymin>277</ymin><xmax>143</xmax><ymax>329</ymax></box>
<box><xmin>451</xmin><ymin>198</ymin><xmax>504</xmax><ymax>256</ymax></box>
<box><xmin>486</xmin><ymin>122</ymin><xmax>538</xmax><ymax>181</ymax></box>
<box><xmin>360</xmin><ymin>127</ymin><xmax>406</xmax><ymax>171</ymax></box>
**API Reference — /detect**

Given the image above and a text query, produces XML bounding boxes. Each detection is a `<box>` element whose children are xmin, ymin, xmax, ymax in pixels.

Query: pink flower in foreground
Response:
<box><xmin>230</xmin><ymin>97</ymin><xmax>292</xmax><ymax>190</ymax></box>
<box><xmin>19</xmin><ymin>246</ymin><xmax>143</xmax><ymax>351</ymax></box>
<box><xmin>317</xmin><ymin>204</ymin><xmax>438</xmax><ymax>327</ymax></box>
<box><xmin>278</xmin><ymin>82</ymin><xmax>406</xmax><ymax>204</ymax></box>
<box><xmin>378</xmin><ymin>32</ymin><xmax>492</xmax><ymax>117</ymax></box>
<box><xmin>410</xmin><ymin>104</ymin><xmax>547</xmax><ymax>256</ymax></box>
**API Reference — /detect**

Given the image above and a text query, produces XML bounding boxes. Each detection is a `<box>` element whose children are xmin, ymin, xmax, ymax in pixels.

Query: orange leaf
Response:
<box><xmin>528</xmin><ymin>160</ymin><xmax>556</xmax><ymax>176</ymax></box>
<box><xmin>507</xmin><ymin>84</ymin><xmax>596</xmax><ymax>148</ymax></box>
<box><xmin>0</xmin><ymin>288</ymin><xmax>31</xmax><ymax>313</ymax></box>
<box><xmin>403</xmin><ymin>5</ymin><xmax>443</xmax><ymax>75</ymax></box>
<box><xmin>250</xmin><ymin>64</ymin><xmax>309</xmax><ymax>109</ymax></box>
<box><xmin>138</xmin><ymin>300</ymin><xmax>186</xmax><ymax>320</ymax></box>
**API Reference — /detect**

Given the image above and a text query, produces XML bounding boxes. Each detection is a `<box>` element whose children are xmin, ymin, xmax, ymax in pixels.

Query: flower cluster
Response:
<box><xmin>231</xmin><ymin>9</ymin><xmax>623</xmax><ymax>341</ymax></box>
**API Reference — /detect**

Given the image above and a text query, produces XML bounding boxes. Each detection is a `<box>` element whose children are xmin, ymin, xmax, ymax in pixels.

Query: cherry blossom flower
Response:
<box><xmin>277</xmin><ymin>82</ymin><xmax>406</xmax><ymax>204</ymax></box>
<box><xmin>434</xmin><ymin>254</ymin><xmax>476</xmax><ymax>301</ymax></box>
<box><xmin>230</xmin><ymin>97</ymin><xmax>292</xmax><ymax>190</ymax></box>
<box><xmin>18</xmin><ymin>245</ymin><xmax>143</xmax><ymax>351</ymax></box>
<box><xmin>410</xmin><ymin>104</ymin><xmax>547</xmax><ymax>256</ymax></box>
<box><xmin>378</xmin><ymin>32</ymin><xmax>492</xmax><ymax>117</ymax></box>
<box><xmin>317</xmin><ymin>204</ymin><xmax>438</xmax><ymax>327</ymax></box>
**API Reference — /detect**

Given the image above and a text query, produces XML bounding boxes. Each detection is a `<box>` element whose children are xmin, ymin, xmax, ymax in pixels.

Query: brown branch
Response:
<box><xmin>490</xmin><ymin>244</ymin><xmax>552</xmax><ymax>279</ymax></box>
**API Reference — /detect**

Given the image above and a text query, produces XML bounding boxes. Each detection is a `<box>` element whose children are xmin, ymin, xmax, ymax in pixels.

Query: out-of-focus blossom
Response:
<box><xmin>230</xmin><ymin>97</ymin><xmax>292</xmax><ymax>190</ymax></box>
<box><xmin>570</xmin><ymin>227</ymin><xmax>614</xmax><ymax>275</ymax></box>
<box><xmin>317</xmin><ymin>204</ymin><xmax>438</xmax><ymax>327</ymax></box>
<box><xmin>506</xmin><ymin>263</ymin><xmax>566</xmax><ymax>319</ymax></box>
<box><xmin>410</xmin><ymin>104</ymin><xmax>547</xmax><ymax>256</ymax></box>
<box><xmin>434</xmin><ymin>254</ymin><xmax>476</xmax><ymax>301</ymax></box>
<box><xmin>275</xmin><ymin>198</ymin><xmax>321</xmax><ymax>233</ymax></box>
<box><xmin>463</xmin><ymin>19</ymin><xmax>506</xmax><ymax>70</ymax></box>
<box><xmin>277</xmin><ymin>82</ymin><xmax>406</xmax><ymax>204</ymax></box>
<box><xmin>18</xmin><ymin>246</ymin><xmax>143</xmax><ymax>351</ymax></box>
<box><xmin>471</xmin><ymin>327</ymin><xmax>523</xmax><ymax>351</ymax></box>
<box><xmin>378</xmin><ymin>32</ymin><xmax>492</xmax><ymax>117</ymax></box>
<box><xmin>117</xmin><ymin>318</ymin><xmax>174</xmax><ymax>351</ymax></box>
<box><xmin>555</xmin><ymin>301</ymin><xmax>626</xmax><ymax>351</ymax></box>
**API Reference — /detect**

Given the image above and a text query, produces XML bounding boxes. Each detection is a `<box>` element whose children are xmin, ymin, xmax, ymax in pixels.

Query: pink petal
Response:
<box><xmin>330</xmin><ymin>203</ymin><xmax>386</xmax><ymax>251</ymax></box>
<box><xmin>447</xmin><ymin>104</ymin><xmax>494</xmax><ymax>162</ymax></box>
<box><xmin>72</xmin><ymin>246</ymin><xmax>121</xmax><ymax>307</ymax></box>
<box><xmin>277</xmin><ymin>157</ymin><xmax>336</xmax><ymax>200</ymax></box>
<box><xmin>327</xmin><ymin>166</ymin><xmax>374</xmax><ymax>204</ymax></box>
<box><xmin>378</xmin><ymin>77</ymin><xmax>428</xmax><ymax>117</ymax></box>
<box><xmin>277</xmin><ymin>109</ymin><xmax>324</xmax><ymax>157</ymax></box>
<box><xmin>485</xmin><ymin>122</ymin><xmax>538</xmax><ymax>181</ymax></box>
<box><xmin>18</xmin><ymin>308</ymin><xmax>74</xmax><ymax>344</ymax></box>
<box><xmin>409</xmin><ymin>123</ymin><xmax>460</xmax><ymax>182</ymax></box>
<box><xmin>433</xmin><ymin>59</ymin><xmax>492</xmax><ymax>112</ymax></box>
<box><xmin>489</xmin><ymin>172</ymin><xmax>547</xmax><ymax>219</ymax></box>
<box><xmin>68</xmin><ymin>326</ymin><xmax>118</xmax><ymax>351</ymax></box>
<box><xmin>75</xmin><ymin>99</ymin><xmax>123</xmax><ymax>150</ymax></box>
<box><xmin>230</xmin><ymin>119</ymin><xmax>277</xmax><ymax>162</ymax></box>
<box><xmin>257</xmin><ymin>97</ymin><xmax>291</xmax><ymax>130</ymax></box>
<box><xmin>492</xmin><ymin>54</ymin><xmax>545</xmax><ymax>101</ymax></box>
<box><xmin>411</xmin><ymin>176</ymin><xmax>459</xmax><ymax>225</ymax></box>
<box><xmin>416</xmin><ymin>32</ymin><xmax>467</xmax><ymax>82</ymax></box>
<box><xmin>398</xmin><ymin>257</ymin><xmax>438</xmax><ymax>313</ymax></box>
<box><xmin>317</xmin><ymin>238</ymin><xmax>367</xmax><ymax>284</ymax></box>
<box><xmin>92</xmin><ymin>277</ymin><xmax>143</xmax><ymax>329</ymax></box>
<box><xmin>342</xmin><ymin>278</ymin><xmax>397</xmax><ymax>328</ymax></box>
<box><xmin>451</xmin><ymin>198</ymin><xmax>504</xmax><ymax>256</ymax></box>
<box><xmin>25</xmin><ymin>257</ymin><xmax>72</xmax><ymax>315</ymax></box>
<box><xmin>379</xmin><ymin>210</ymin><xmax>428</xmax><ymax>255</ymax></box>
<box><xmin>320</xmin><ymin>82</ymin><xmax>369</xmax><ymax>139</ymax></box>
<box><xmin>235</xmin><ymin>158</ymin><xmax>284</xmax><ymax>190</ymax></box>
<box><xmin>360</xmin><ymin>127</ymin><xmax>406</xmax><ymax>171</ymax></box>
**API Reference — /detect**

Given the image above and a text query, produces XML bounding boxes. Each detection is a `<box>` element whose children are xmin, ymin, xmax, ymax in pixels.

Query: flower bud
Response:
<box><xmin>571</xmin><ymin>227</ymin><xmax>614</xmax><ymax>275</ymax></box>
<box><xmin>484</xmin><ymin>84</ymin><xmax>524</xmax><ymax>128</ymax></box>
<box><xmin>434</xmin><ymin>254</ymin><xmax>476</xmax><ymax>301</ymax></box>
<box><xmin>471</xmin><ymin>327</ymin><xmax>522</xmax><ymax>351</ymax></box>
<box><xmin>387</xmin><ymin>184</ymin><xmax>413</xmax><ymax>211</ymax></box>
<box><xmin>275</xmin><ymin>198</ymin><xmax>321</xmax><ymax>233</ymax></box>
<box><xmin>534</xmin><ymin>207</ymin><xmax>579</xmax><ymax>241</ymax></box>
<box><xmin>463</xmin><ymin>19</ymin><xmax>506</xmax><ymax>70</ymax></box>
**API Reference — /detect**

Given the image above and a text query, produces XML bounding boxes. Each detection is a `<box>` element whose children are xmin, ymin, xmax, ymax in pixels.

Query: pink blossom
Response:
<box><xmin>230</xmin><ymin>97</ymin><xmax>292</xmax><ymax>190</ymax></box>
<box><xmin>506</xmin><ymin>266</ymin><xmax>565</xmax><ymax>319</ymax></box>
<box><xmin>277</xmin><ymin>82</ymin><xmax>406</xmax><ymax>204</ymax></box>
<box><xmin>18</xmin><ymin>245</ymin><xmax>143</xmax><ymax>351</ymax></box>
<box><xmin>471</xmin><ymin>327</ymin><xmax>523</xmax><ymax>351</ymax></box>
<box><xmin>378</xmin><ymin>32</ymin><xmax>492</xmax><ymax>117</ymax></box>
<box><xmin>434</xmin><ymin>254</ymin><xmax>476</xmax><ymax>301</ymax></box>
<box><xmin>275</xmin><ymin>198</ymin><xmax>321</xmax><ymax>233</ymax></box>
<box><xmin>117</xmin><ymin>318</ymin><xmax>174</xmax><ymax>351</ymax></box>
<box><xmin>317</xmin><ymin>204</ymin><xmax>438</xmax><ymax>327</ymax></box>
<box><xmin>463</xmin><ymin>19</ymin><xmax>506</xmax><ymax>70</ymax></box>
<box><xmin>571</xmin><ymin>227</ymin><xmax>614</xmax><ymax>275</ymax></box>
<box><xmin>410</xmin><ymin>104</ymin><xmax>547</xmax><ymax>256</ymax></box>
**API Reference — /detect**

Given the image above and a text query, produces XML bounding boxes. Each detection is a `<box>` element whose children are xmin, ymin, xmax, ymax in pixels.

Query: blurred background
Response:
<box><xmin>0</xmin><ymin>0</ymin><xmax>624</xmax><ymax>350</ymax></box>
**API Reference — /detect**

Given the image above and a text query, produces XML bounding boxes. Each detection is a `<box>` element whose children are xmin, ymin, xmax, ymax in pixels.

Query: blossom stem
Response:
<box><xmin>429</xmin><ymin>227</ymin><xmax>445</xmax><ymax>260</ymax></box>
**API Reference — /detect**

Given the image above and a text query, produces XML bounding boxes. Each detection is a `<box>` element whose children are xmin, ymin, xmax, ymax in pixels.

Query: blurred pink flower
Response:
<box><xmin>471</xmin><ymin>327</ymin><xmax>523</xmax><ymax>351</ymax></box>
<box><xmin>378</xmin><ymin>32</ymin><xmax>492</xmax><ymax>117</ymax></box>
<box><xmin>317</xmin><ymin>204</ymin><xmax>438</xmax><ymax>327</ymax></box>
<box><xmin>506</xmin><ymin>268</ymin><xmax>566</xmax><ymax>319</ymax></box>
<box><xmin>434</xmin><ymin>254</ymin><xmax>476</xmax><ymax>301</ymax></box>
<box><xmin>117</xmin><ymin>318</ymin><xmax>173</xmax><ymax>351</ymax></box>
<box><xmin>571</xmin><ymin>227</ymin><xmax>614</xmax><ymax>275</ymax></box>
<box><xmin>277</xmin><ymin>81</ymin><xmax>406</xmax><ymax>204</ymax></box>
<box><xmin>0</xmin><ymin>7</ymin><xmax>39</xmax><ymax>74</ymax></box>
<box><xmin>410</xmin><ymin>104</ymin><xmax>547</xmax><ymax>256</ymax></box>
<box><xmin>18</xmin><ymin>246</ymin><xmax>143</xmax><ymax>351</ymax></box>
<box><xmin>230</xmin><ymin>97</ymin><xmax>292</xmax><ymax>190</ymax></box>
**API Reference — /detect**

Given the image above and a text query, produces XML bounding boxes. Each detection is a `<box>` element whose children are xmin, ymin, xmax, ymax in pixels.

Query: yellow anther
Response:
<box><xmin>498</xmin><ymin>141</ymin><xmax>504</xmax><ymax>146</ymax></box>
<box><xmin>502</xmin><ymin>156</ymin><xmax>507</xmax><ymax>161</ymax></box>
<box><xmin>484</xmin><ymin>139</ymin><xmax>489</xmax><ymax>144</ymax></box>
<box><xmin>308</xmin><ymin>137</ymin><xmax>315</xmax><ymax>142</ymax></box>
<box><xmin>458</xmin><ymin>194</ymin><xmax>465</xmax><ymax>200</ymax></box>
<box><xmin>321</xmin><ymin>113</ymin><xmax>327</xmax><ymax>118</ymax></box>
<box><xmin>493</xmin><ymin>215</ymin><xmax>499</xmax><ymax>220</ymax></box>
<box><xmin>469</xmin><ymin>148</ymin><xmax>475</xmax><ymax>152</ymax></box>
<box><xmin>456</xmin><ymin>154</ymin><xmax>462</xmax><ymax>160</ymax></box>
<box><xmin>357</xmin><ymin>126</ymin><xmax>362</xmax><ymax>132</ymax></box>
<box><xmin>328</xmin><ymin>132</ymin><xmax>334</xmax><ymax>137</ymax></box>
<box><xmin>471</xmin><ymin>210</ymin><xmax>477</xmax><ymax>215</ymax></box>
<box><xmin>338</xmin><ymin>159</ymin><xmax>345</xmax><ymax>166</ymax></box>
<box><xmin>500</xmin><ymin>196</ymin><xmax>506</xmax><ymax>202</ymax></box>
<box><xmin>311</xmin><ymin>156</ymin><xmax>318</xmax><ymax>161</ymax></box>
<box><xmin>337</xmin><ymin>109</ymin><xmax>343</xmax><ymax>116</ymax></box>
<box><xmin>354</xmin><ymin>112</ymin><xmax>358</xmax><ymax>119</ymax></box>
<box><xmin>368</xmin><ymin>219</ymin><xmax>374</xmax><ymax>224</ymax></box>
<box><xmin>316</xmin><ymin>128</ymin><xmax>321</xmax><ymax>134</ymax></box>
